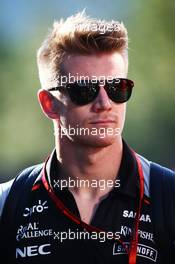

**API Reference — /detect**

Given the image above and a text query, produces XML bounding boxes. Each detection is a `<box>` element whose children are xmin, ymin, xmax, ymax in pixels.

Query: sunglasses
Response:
<box><xmin>48</xmin><ymin>78</ymin><xmax>134</xmax><ymax>106</ymax></box>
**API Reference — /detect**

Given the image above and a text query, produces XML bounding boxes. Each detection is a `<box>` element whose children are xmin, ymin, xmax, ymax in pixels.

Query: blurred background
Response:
<box><xmin>0</xmin><ymin>0</ymin><xmax>175</xmax><ymax>182</ymax></box>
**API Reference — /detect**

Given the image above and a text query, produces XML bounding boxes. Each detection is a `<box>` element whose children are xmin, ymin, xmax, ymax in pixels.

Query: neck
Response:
<box><xmin>55</xmin><ymin>136</ymin><xmax>123</xmax><ymax>199</ymax></box>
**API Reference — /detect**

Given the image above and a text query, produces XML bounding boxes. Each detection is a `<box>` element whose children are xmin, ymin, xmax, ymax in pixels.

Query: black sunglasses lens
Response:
<box><xmin>50</xmin><ymin>78</ymin><xmax>134</xmax><ymax>105</ymax></box>
<box><xmin>105</xmin><ymin>79</ymin><xmax>133</xmax><ymax>103</ymax></box>
<box><xmin>67</xmin><ymin>82</ymin><xmax>99</xmax><ymax>106</ymax></box>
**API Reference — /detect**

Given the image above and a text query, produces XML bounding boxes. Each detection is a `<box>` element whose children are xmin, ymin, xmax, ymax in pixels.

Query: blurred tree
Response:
<box><xmin>124</xmin><ymin>0</ymin><xmax>175</xmax><ymax>168</ymax></box>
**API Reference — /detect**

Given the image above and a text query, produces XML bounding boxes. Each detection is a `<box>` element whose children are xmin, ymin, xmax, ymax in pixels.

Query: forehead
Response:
<box><xmin>61</xmin><ymin>52</ymin><xmax>127</xmax><ymax>79</ymax></box>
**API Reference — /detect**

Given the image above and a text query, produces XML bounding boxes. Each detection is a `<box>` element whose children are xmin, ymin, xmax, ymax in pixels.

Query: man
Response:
<box><xmin>0</xmin><ymin>11</ymin><xmax>175</xmax><ymax>264</ymax></box>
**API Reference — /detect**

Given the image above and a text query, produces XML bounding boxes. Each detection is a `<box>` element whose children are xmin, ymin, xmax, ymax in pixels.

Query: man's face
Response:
<box><xmin>54</xmin><ymin>52</ymin><xmax>128</xmax><ymax>147</ymax></box>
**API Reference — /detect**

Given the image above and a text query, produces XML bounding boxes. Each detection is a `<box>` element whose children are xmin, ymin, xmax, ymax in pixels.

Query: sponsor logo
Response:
<box><xmin>113</xmin><ymin>242</ymin><xmax>157</xmax><ymax>262</ymax></box>
<box><xmin>120</xmin><ymin>225</ymin><xmax>154</xmax><ymax>242</ymax></box>
<box><xmin>23</xmin><ymin>200</ymin><xmax>48</xmax><ymax>217</ymax></box>
<box><xmin>16</xmin><ymin>222</ymin><xmax>52</xmax><ymax>241</ymax></box>
<box><xmin>122</xmin><ymin>210</ymin><xmax>151</xmax><ymax>222</ymax></box>
<box><xmin>16</xmin><ymin>244</ymin><xmax>51</xmax><ymax>258</ymax></box>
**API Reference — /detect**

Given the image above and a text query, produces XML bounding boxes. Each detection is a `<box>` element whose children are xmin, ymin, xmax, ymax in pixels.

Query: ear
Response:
<box><xmin>37</xmin><ymin>89</ymin><xmax>60</xmax><ymax>119</ymax></box>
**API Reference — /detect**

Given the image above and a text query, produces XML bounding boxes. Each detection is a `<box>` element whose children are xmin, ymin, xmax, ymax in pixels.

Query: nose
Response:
<box><xmin>92</xmin><ymin>85</ymin><xmax>112</xmax><ymax>112</ymax></box>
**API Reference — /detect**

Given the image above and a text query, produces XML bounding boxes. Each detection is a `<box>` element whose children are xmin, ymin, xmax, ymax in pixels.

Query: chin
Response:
<box><xmin>75</xmin><ymin>135</ymin><xmax>118</xmax><ymax>148</ymax></box>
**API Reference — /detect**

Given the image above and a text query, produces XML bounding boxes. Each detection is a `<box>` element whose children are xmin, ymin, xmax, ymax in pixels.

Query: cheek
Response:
<box><xmin>121</xmin><ymin>104</ymin><xmax>126</xmax><ymax>117</ymax></box>
<box><xmin>119</xmin><ymin>104</ymin><xmax>126</xmax><ymax>127</ymax></box>
<box><xmin>114</xmin><ymin>104</ymin><xmax>126</xmax><ymax>123</ymax></box>
<box><xmin>59</xmin><ymin>106</ymin><xmax>88</xmax><ymax>128</ymax></box>
<box><xmin>57</xmin><ymin>94</ymin><xmax>74</xmax><ymax>118</ymax></box>
<box><xmin>118</xmin><ymin>102</ymin><xmax>126</xmax><ymax>112</ymax></box>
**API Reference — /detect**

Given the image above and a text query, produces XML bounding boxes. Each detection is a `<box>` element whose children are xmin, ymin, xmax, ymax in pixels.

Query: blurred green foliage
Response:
<box><xmin>0</xmin><ymin>0</ymin><xmax>175</xmax><ymax>181</ymax></box>
<box><xmin>124</xmin><ymin>0</ymin><xmax>175</xmax><ymax>166</ymax></box>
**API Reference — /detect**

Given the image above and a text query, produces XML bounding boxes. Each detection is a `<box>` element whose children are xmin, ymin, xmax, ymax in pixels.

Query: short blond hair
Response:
<box><xmin>37</xmin><ymin>11</ymin><xmax>128</xmax><ymax>89</ymax></box>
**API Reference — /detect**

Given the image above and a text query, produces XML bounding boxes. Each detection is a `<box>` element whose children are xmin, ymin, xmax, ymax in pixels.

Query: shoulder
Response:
<box><xmin>0</xmin><ymin>163</ymin><xmax>43</xmax><ymax>218</ymax></box>
<box><xmin>0</xmin><ymin>179</ymin><xmax>14</xmax><ymax>217</ymax></box>
<box><xmin>136</xmin><ymin>154</ymin><xmax>175</xmax><ymax>197</ymax></box>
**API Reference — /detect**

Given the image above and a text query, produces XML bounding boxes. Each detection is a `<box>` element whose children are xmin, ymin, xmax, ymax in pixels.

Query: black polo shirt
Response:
<box><xmin>11</xmin><ymin>141</ymin><xmax>161</xmax><ymax>264</ymax></box>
